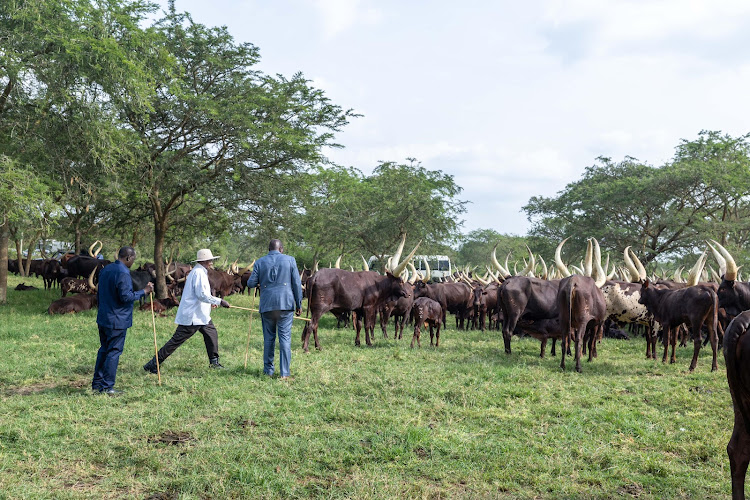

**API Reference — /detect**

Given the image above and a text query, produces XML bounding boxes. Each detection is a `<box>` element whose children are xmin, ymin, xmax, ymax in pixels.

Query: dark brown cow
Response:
<box><xmin>206</xmin><ymin>268</ymin><xmax>241</xmax><ymax>298</ymax></box>
<box><xmin>380</xmin><ymin>281</ymin><xmax>415</xmax><ymax>339</ymax></box>
<box><xmin>139</xmin><ymin>294</ymin><xmax>180</xmax><ymax>315</ymax></box>
<box><xmin>47</xmin><ymin>293</ymin><xmax>98</xmax><ymax>314</ymax></box>
<box><xmin>302</xmin><ymin>269</ymin><xmax>414</xmax><ymax>351</ymax></box>
<box><xmin>410</xmin><ymin>297</ymin><xmax>443</xmax><ymax>348</ymax></box>
<box><xmin>516</xmin><ymin>318</ymin><xmax>563</xmax><ymax>358</ymax></box>
<box><xmin>412</xmin><ymin>281</ymin><xmax>472</xmax><ymax>329</ymax></box>
<box><xmin>557</xmin><ymin>275</ymin><xmax>606</xmax><ymax>372</ymax></box>
<box><xmin>61</xmin><ymin>277</ymin><xmax>92</xmax><ymax>297</ymax></box>
<box><xmin>64</xmin><ymin>255</ymin><xmax>108</xmax><ymax>280</ymax></box>
<box><xmin>499</xmin><ymin>276</ymin><xmax>562</xmax><ymax>354</ymax></box>
<box><xmin>724</xmin><ymin>311</ymin><xmax>750</xmax><ymax>500</ymax></box>
<box><xmin>638</xmin><ymin>280</ymin><xmax>719</xmax><ymax>371</ymax></box>
<box><xmin>41</xmin><ymin>259</ymin><xmax>62</xmax><ymax>290</ymax></box>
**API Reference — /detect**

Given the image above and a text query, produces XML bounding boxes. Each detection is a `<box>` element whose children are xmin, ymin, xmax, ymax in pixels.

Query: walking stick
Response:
<box><xmin>243</xmin><ymin>288</ymin><xmax>257</xmax><ymax>369</ymax></box>
<box><xmin>149</xmin><ymin>292</ymin><xmax>161</xmax><ymax>385</ymax></box>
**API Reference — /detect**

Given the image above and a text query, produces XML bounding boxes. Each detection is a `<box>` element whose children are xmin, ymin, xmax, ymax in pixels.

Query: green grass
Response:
<box><xmin>0</xmin><ymin>274</ymin><xmax>735</xmax><ymax>499</ymax></box>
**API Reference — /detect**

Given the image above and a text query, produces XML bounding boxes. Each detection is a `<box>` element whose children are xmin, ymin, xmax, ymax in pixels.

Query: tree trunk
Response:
<box><xmin>23</xmin><ymin>235</ymin><xmax>36</xmax><ymax>277</ymax></box>
<box><xmin>0</xmin><ymin>217</ymin><xmax>9</xmax><ymax>304</ymax></box>
<box><xmin>15</xmin><ymin>238</ymin><xmax>23</xmax><ymax>277</ymax></box>
<box><xmin>154</xmin><ymin>220</ymin><xmax>168</xmax><ymax>299</ymax></box>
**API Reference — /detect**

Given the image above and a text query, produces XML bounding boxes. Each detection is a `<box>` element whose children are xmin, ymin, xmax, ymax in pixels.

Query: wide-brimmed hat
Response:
<box><xmin>194</xmin><ymin>249</ymin><xmax>220</xmax><ymax>262</ymax></box>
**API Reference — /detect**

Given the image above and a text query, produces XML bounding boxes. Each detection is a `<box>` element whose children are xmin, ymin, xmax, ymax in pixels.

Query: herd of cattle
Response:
<box><xmin>10</xmin><ymin>236</ymin><xmax>750</xmax><ymax>496</ymax></box>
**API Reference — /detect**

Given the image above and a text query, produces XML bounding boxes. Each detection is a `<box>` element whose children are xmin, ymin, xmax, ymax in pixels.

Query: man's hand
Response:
<box><xmin>220</xmin><ymin>299</ymin><xmax>230</xmax><ymax>308</ymax></box>
<box><xmin>295</xmin><ymin>308</ymin><xmax>301</xmax><ymax>317</ymax></box>
<box><xmin>143</xmin><ymin>283</ymin><xmax>154</xmax><ymax>295</ymax></box>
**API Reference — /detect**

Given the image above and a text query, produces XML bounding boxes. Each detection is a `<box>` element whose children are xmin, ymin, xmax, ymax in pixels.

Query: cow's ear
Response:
<box><xmin>642</xmin><ymin>279</ymin><xmax>649</xmax><ymax>288</ymax></box>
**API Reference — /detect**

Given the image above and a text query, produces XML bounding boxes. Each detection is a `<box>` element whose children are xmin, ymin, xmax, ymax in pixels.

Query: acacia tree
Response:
<box><xmin>111</xmin><ymin>8</ymin><xmax>354</xmax><ymax>297</ymax></box>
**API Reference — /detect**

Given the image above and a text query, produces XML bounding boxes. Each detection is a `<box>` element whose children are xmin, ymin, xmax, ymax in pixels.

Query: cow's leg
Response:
<box><xmin>560</xmin><ymin>327</ymin><xmax>570</xmax><ymax>371</ymax></box>
<box><xmin>540</xmin><ymin>338</ymin><xmax>547</xmax><ymax>358</ymax></box>
<box><xmin>435</xmin><ymin>323</ymin><xmax>441</xmax><ymax>347</ymax></box>
<box><xmin>728</xmin><ymin>410</ymin><xmax>750</xmax><ymax>500</ymax></box>
<box><xmin>364</xmin><ymin>308</ymin><xmax>374</xmax><ymax>346</ymax></box>
<box><xmin>662</xmin><ymin>327</ymin><xmax>671</xmax><ymax>363</ymax></box>
<box><xmin>411</xmin><ymin>322</ymin><xmax>420</xmax><ymax>348</ymax></box>
<box><xmin>575</xmin><ymin>328</ymin><xmax>584</xmax><ymax>373</ymax></box>
<box><xmin>430</xmin><ymin>324</ymin><xmax>435</xmax><ymax>346</ymax></box>
<box><xmin>380</xmin><ymin>308</ymin><xmax>389</xmax><ymax>339</ymax></box>
<box><xmin>354</xmin><ymin>313</ymin><xmax>362</xmax><ymax>346</ymax></box>
<box><xmin>709</xmin><ymin>318</ymin><xmax>718</xmax><ymax>372</ymax></box>
<box><xmin>551</xmin><ymin>338</ymin><xmax>557</xmax><ymax>357</ymax></box>
<box><xmin>688</xmin><ymin>319</ymin><xmax>703</xmax><ymax>372</ymax></box>
<box><xmin>670</xmin><ymin>326</ymin><xmax>679</xmax><ymax>364</ymax></box>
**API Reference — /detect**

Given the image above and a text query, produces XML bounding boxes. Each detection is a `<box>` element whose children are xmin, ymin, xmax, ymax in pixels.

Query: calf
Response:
<box><xmin>516</xmin><ymin>317</ymin><xmax>563</xmax><ymax>358</ymax></box>
<box><xmin>47</xmin><ymin>293</ymin><xmax>98</xmax><ymax>314</ymax></box>
<box><xmin>14</xmin><ymin>283</ymin><xmax>38</xmax><ymax>291</ymax></box>
<box><xmin>638</xmin><ymin>280</ymin><xmax>719</xmax><ymax>372</ymax></box>
<box><xmin>725</xmin><ymin>311</ymin><xmax>750</xmax><ymax>500</ymax></box>
<box><xmin>139</xmin><ymin>295</ymin><xmax>180</xmax><ymax>316</ymax></box>
<box><xmin>558</xmin><ymin>275</ymin><xmax>606</xmax><ymax>372</ymax></box>
<box><xmin>410</xmin><ymin>297</ymin><xmax>443</xmax><ymax>348</ymax></box>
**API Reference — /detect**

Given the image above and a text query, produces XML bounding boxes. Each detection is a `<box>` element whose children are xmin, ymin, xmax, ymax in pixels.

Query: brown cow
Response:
<box><xmin>47</xmin><ymin>293</ymin><xmax>98</xmax><ymax>314</ymax></box>
<box><xmin>410</xmin><ymin>297</ymin><xmax>443</xmax><ymax>348</ymax></box>
<box><xmin>725</xmin><ymin>311</ymin><xmax>750</xmax><ymax>500</ymax></box>
<box><xmin>557</xmin><ymin>274</ymin><xmax>606</xmax><ymax>372</ymax></box>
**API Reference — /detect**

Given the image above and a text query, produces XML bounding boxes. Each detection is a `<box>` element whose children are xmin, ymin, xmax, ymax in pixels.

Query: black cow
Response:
<box><xmin>380</xmin><ymin>282</ymin><xmax>415</xmax><ymax>340</ymax></box>
<box><xmin>638</xmin><ymin>280</ymin><xmax>719</xmax><ymax>372</ymax></box>
<box><xmin>15</xmin><ymin>283</ymin><xmax>38</xmax><ymax>291</ymax></box>
<box><xmin>515</xmin><ymin>317</ymin><xmax>563</xmax><ymax>358</ymax></box>
<box><xmin>558</xmin><ymin>275</ymin><xmax>606</xmax><ymax>372</ymax></box>
<box><xmin>65</xmin><ymin>255</ymin><xmax>108</xmax><ymax>280</ymax></box>
<box><xmin>41</xmin><ymin>259</ymin><xmax>62</xmax><ymax>290</ymax></box>
<box><xmin>410</xmin><ymin>297</ymin><xmax>443</xmax><ymax>348</ymax></box>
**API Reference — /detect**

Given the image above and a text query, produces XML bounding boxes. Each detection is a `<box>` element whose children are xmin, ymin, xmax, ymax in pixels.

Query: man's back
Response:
<box><xmin>248</xmin><ymin>250</ymin><xmax>302</xmax><ymax>313</ymax></box>
<box><xmin>97</xmin><ymin>260</ymin><xmax>137</xmax><ymax>329</ymax></box>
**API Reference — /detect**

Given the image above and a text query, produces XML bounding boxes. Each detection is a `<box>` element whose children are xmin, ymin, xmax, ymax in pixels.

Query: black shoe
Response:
<box><xmin>209</xmin><ymin>357</ymin><xmax>225</xmax><ymax>369</ymax></box>
<box><xmin>143</xmin><ymin>357</ymin><xmax>159</xmax><ymax>374</ymax></box>
<box><xmin>101</xmin><ymin>388</ymin><xmax>124</xmax><ymax>396</ymax></box>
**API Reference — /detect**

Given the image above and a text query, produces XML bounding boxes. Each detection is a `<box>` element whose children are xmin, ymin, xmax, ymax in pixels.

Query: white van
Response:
<box><xmin>367</xmin><ymin>255</ymin><xmax>452</xmax><ymax>280</ymax></box>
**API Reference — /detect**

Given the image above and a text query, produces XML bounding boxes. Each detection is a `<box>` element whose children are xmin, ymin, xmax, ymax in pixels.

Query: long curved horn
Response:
<box><xmin>334</xmin><ymin>255</ymin><xmax>342</xmax><ymax>269</ymax></box>
<box><xmin>710</xmin><ymin>240</ymin><xmax>738</xmax><ymax>281</ymax></box>
<box><xmin>591</xmin><ymin>238</ymin><xmax>606</xmax><ymax>287</ymax></box>
<box><xmin>491</xmin><ymin>244</ymin><xmax>511</xmax><ymax>277</ymax></box>
<box><xmin>520</xmin><ymin>246</ymin><xmax>535</xmax><ymax>277</ymax></box>
<box><xmin>407</xmin><ymin>263</ymin><xmax>419</xmax><ymax>284</ymax></box>
<box><xmin>312</xmin><ymin>260</ymin><xmax>319</xmax><ymax>273</ymax></box>
<box><xmin>238</xmin><ymin>259</ymin><xmax>255</xmax><ymax>276</ymax></box>
<box><xmin>708</xmin><ymin>264</ymin><xmax>720</xmax><ymax>282</ymax></box>
<box><xmin>623</xmin><ymin>246</ymin><xmax>640</xmax><ymax>282</ymax></box>
<box><xmin>361</xmin><ymin>255</ymin><xmax>369</xmax><ymax>272</ymax></box>
<box><xmin>475</xmin><ymin>273</ymin><xmax>489</xmax><ymax>286</ymax></box>
<box><xmin>707</xmin><ymin>241</ymin><xmax>727</xmax><ymax>278</ymax></box>
<box><xmin>539</xmin><ymin>255</ymin><xmax>548</xmax><ymax>280</ymax></box>
<box><xmin>584</xmin><ymin>239</ymin><xmax>593</xmax><ymax>277</ymax></box>
<box><xmin>513</xmin><ymin>262</ymin><xmax>518</xmax><ymax>275</ymax></box>
<box><xmin>390</xmin><ymin>233</ymin><xmax>407</xmax><ymax>273</ymax></box>
<box><xmin>686</xmin><ymin>251</ymin><xmax>707</xmax><ymax>286</ymax></box>
<box><xmin>554</xmin><ymin>238</ymin><xmax>572</xmax><ymax>277</ymax></box>
<box><xmin>504</xmin><ymin>253</ymin><xmax>511</xmax><ymax>276</ymax></box>
<box><xmin>88</xmin><ymin>241</ymin><xmax>99</xmax><ymax>258</ymax></box>
<box><xmin>423</xmin><ymin>257</ymin><xmax>431</xmax><ymax>283</ymax></box>
<box><xmin>393</xmin><ymin>240</ymin><xmax>421</xmax><ymax>278</ymax></box>
<box><xmin>606</xmin><ymin>253</ymin><xmax>616</xmax><ymax>280</ymax></box>
<box><xmin>385</xmin><ymin>257</ymin><xmax>393</xmax><ymax>273</ymax></box>
<box><xmin>629</xmin><ymin>248</ymin><xmax>647</xmax><ymax>281</ymax></box>
<box><xmin>88</xmin><ymin>268</ymin><xmax>98</xmax><ymax>292</ymax></box>
<box><xmin>673</xmin><ymin>266</ymin><xmax>683</xmax><ymax>283</ymax></box>
<box><xmin>570</xmin><ymin>265</ymin><xmax>583</xmax><ymax>275</ymax></box>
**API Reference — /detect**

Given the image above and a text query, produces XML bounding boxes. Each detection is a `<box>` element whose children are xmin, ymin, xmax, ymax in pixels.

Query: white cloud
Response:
<box><xmin>310</xmin><ymin>0</ymin><xmax>382</xmax><ymax>39</ymax></box>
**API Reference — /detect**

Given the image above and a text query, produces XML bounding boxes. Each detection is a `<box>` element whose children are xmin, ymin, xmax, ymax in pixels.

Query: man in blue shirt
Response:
<box><xmin>246</xmin><ymin>239</ymin><xmax>303</xmax><ymax>379</ymax></box>
<box><xmin>93</xmin><ymin>246</ymin><xmax>153</xmax><ymax>395</ymax></box>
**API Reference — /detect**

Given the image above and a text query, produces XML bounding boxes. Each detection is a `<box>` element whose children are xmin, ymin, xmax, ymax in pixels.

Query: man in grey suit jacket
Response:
<box><xmin>246</xmin><ymin>239</ymin><xmax>303</xmax><ymax>379</ymax></box>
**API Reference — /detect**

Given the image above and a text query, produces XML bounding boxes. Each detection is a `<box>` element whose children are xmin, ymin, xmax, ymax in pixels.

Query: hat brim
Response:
<box><xmin>193</xmin><ymin>255</ymin><xmax>221</xmax><ymax>262</ymax></box>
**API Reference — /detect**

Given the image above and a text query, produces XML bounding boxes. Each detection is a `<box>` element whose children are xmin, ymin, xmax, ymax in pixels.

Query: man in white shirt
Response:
<box><xmin>144</xmin><ymin>249</ymin><xmax>230</xmax><ymax>373</ymax></box>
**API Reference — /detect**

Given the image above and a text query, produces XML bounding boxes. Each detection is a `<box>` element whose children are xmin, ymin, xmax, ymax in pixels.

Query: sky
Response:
<box><xmin>157</xmin><ymin>0</ymin><xmax>750</xmax><ymax>236</ymax></box>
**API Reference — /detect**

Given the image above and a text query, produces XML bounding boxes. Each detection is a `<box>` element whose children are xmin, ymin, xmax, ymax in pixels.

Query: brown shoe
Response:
<box><xmin>280</xmin><ymin>376</ymin><xmax>294</xmax><ymax>381</ymax></box>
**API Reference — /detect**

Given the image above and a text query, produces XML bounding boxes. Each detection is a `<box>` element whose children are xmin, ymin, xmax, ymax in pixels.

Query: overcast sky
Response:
<box><xmin>159</xmin><ymin>0</ymin><xmax>750</xmax><ymax>235</ymax></box>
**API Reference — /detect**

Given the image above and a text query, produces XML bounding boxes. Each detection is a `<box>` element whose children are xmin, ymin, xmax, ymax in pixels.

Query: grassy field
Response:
<box><xmin>0</xmin><ymin>274</ymin><xmax>736</xmax><ymax>499</ymax></box>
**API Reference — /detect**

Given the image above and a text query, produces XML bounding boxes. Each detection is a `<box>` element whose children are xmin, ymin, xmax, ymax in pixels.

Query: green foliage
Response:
<box><xmin>524</xmin><ymin>131</ymin><xmax>750</xmax><ymax>267</ymax></box>
<box><xmin>0</xmin><ymin>273</ymin><xmax>734</xmax><ymax>498</ymax></box>
<box><xmin>455</xmin><ymin>229</ymin><xmax>529</xmax><ymax>269</ymax></box>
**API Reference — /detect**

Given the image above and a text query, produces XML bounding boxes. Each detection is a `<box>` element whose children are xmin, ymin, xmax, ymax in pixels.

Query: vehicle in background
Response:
<box><xmin>367</xmin><ymin>255</ymin><xmax>452</xmax><ymax>281</ymax></box>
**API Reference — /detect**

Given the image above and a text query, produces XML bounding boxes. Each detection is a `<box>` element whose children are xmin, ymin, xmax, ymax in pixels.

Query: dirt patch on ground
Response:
<box><xmin>3</xmin><ymin>377</ymin><xmax>90</xmax><ymax>396</ymax></box>
<box><xmin>148</xmin><ymin>430</ymin><xmax>194</xmax><ymax>446</ymax></box>
<box><xmin>617</xmin><ymin>482</ymin><xmax>643</xmax><ymax>497</ymax></box>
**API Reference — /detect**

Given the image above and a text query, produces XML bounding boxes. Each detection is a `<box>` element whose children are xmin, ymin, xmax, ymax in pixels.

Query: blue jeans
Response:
<box><xmin>92</xmin><ymin>326</ymin><xmax>128</xmax><ymax>391</ymax></box>
<box><xmin>261</xmin><ymin>310</ymin><xmax>293</xmax><ymax>377</ymax></box>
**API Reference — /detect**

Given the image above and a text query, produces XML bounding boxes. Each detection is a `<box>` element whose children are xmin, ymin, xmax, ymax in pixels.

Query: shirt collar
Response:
<box><xmin>268</xmin><ymin>250</ymin><xmax>281</xmax><ymax>255</ymax></box>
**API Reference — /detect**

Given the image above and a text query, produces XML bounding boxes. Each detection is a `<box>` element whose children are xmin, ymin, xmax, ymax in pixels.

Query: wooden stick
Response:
<box><xmin>149</xmin><ymin>292</ymin><xmax>161</xmax><ymax>385</ymax></box>
<box><xmin>243</xmin><ymin>289</ymin><xmax>256</xmax><ymax>369</ymax></box>
<box><xmin>229</xmin><ymin>304</ymin><xmax>311</xmax><ymax>322</ymax></box>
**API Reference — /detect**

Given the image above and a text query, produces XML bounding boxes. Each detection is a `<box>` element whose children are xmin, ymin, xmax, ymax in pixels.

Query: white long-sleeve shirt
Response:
<box><xmin>174</xmin><ymin>263</ymin><xmax>222</xmax><ymax>325</ymax></box>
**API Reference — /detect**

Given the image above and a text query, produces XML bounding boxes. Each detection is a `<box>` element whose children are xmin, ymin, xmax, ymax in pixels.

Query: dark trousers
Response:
<box><xmin>92</xmin><ymin>326</ymin><xmax>128</xmax><ymax>391</ymax></box>
<box><xmin>156</xmin><ymin>321</ymin><xmax>219</xmax><ymax>363</ymax></box>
